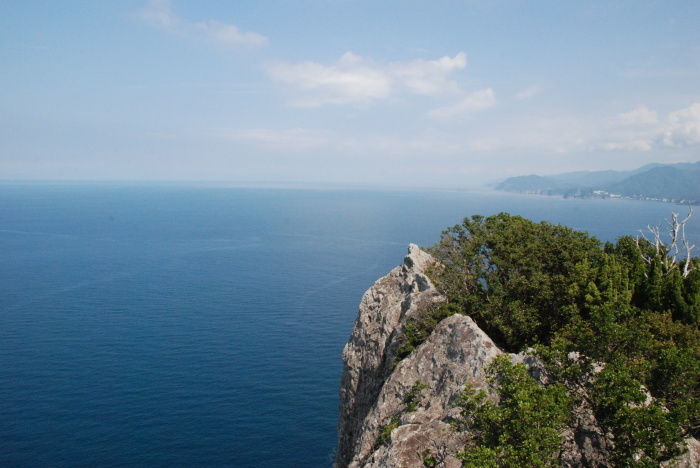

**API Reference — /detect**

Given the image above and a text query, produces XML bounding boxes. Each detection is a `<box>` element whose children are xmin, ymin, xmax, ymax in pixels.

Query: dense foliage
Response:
<box><xmin>416</xmin><ymin>213</ymin><xmax>700</xmax><ymax>466</ymax></box>
<box><xmin>455</xmin><ymin>356</ymin><xmax>571</xmax><ymax>467</ymax></box>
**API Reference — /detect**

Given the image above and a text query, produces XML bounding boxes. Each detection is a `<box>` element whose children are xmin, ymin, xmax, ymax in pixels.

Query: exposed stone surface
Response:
<box><xmin>335</xmin><ymin>244</ymin><xmax>700</xmax><ymax>468</ymax></box>
<box><xmin>663</xmin><ymin>437</ymin><xmax>700</xmax><ymax>467</ymax></box>
<box><xmin>558</xmin><ymin>398</ymin><xmax>612</xmax><ymax>467</ymax></box>
<box><xmin>335</xmin><ymin>244</ymin><xmax>447</xmax><ymax>468</ymax></box>
<box><xmin>336</xmin><ymin>244</ymin><xmax>502</xmax><ymax>467</ymax></box>
<box><xmin>357</xmin><ymin>313</ymin><xmax>500</xmax><ymax>468</ymax></box>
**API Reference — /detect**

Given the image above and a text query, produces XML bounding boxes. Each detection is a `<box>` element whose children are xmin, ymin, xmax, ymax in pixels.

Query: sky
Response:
<box><xmin>1</xmin><ymin>0</ymin><xmax>699</xmax><ymax>188</ymax></box>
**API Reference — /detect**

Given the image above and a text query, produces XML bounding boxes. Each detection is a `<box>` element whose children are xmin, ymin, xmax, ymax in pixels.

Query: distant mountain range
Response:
<box><xmin>495</xmin><ymin>162</ymin><xmax>700</xmax><ymax>204</ymax></box>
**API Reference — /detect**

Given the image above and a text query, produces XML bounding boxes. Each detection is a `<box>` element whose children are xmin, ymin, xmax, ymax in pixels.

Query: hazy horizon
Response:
<box><xmin>2</xmin><ymin>1</ymin><xmax>699</xmax><ymax>188</ymax></box>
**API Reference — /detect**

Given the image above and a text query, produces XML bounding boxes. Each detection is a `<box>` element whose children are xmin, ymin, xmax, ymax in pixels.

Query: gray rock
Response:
<box><xmin>663</xmin><ymin>437</ymin><xmax>700</xmax><ymax>467</ymax></box>
<box><xmin>335</xmin><ymin>244</ymin><xmax>501</xmax><ymax>467</ymax></box>
<box><xmin>335</xmin><ymin>244</ymin><xmax>699</xmax><ymax>468</ymax></box>
<box><xmin>336</xmin><ymin>244</ymin><xmax>446</xmax><ymax>467</ymax></box>
<box><xmin>357</xmin><ymin>314</ymin><xmax>500</xmax><ymax>468</ymax></box>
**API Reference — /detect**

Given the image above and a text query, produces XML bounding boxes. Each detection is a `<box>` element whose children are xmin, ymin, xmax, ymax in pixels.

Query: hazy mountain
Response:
<box><xmin>607</xmin><ymin>164</ymin><xmax>700</xmax><ymax>200</ymax></box>
<box><xmin>495</xmin><ymin>161</ymin><xmax>700</xmax><ymax>203</ymax></box>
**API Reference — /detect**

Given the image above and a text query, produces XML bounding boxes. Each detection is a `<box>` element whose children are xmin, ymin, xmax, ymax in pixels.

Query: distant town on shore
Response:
<box><xmin>495</xmin><ymin>161</ymin><xmax>700</xmax><ymax>205</ymax></box>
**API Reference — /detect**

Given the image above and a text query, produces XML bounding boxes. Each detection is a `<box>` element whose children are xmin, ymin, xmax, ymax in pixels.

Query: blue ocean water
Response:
<box><xmin>1</xmin><ymin>183</ymin><xmax>698</xmax><ymax>467</ymax></box>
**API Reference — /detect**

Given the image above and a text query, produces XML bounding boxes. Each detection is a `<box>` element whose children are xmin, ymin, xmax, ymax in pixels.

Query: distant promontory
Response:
<box><xmin>495</xmin><ymin>161</ymin><xmax>700</xmax><ymax>204</ymax></box>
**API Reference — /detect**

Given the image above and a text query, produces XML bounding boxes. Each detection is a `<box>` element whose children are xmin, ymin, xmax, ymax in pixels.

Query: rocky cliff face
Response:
<box><xmin>335</xmin><ymin>244</ymin><xmax>500</xmax><ymax>467</ymax></box>
<box><xmin>335</xmin><ymin>244</ymin><xmax>700</xmax><ymax>468</ymax></box>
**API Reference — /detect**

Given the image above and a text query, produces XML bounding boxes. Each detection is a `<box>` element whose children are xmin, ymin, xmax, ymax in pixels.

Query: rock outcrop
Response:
<box><xmin>335</xmin><ymin>244</ymin><xmax>700</xmax><ymax>468</ymax></box>
<box><xmin>336</xmin><ymin>244</ymin><xmax>499</xmax><ymax>467</ymax></box>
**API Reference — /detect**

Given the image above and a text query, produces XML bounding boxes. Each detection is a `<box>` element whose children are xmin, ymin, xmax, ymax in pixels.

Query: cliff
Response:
<box><xmin>335</xmin><ymin>244</ymin><xmax>700</xmax><ymax>468</ymax></box>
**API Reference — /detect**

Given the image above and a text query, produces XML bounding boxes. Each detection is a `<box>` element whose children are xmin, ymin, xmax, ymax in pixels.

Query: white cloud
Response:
<box><xmin>193</xmin><ymin>21</ymin><xmax>268</xmax><ymax>47</ymax></box>
<box><xmin>663</xmin><ymin>102</ymin><xmax>700</xmax><ymax>147</ymax></box>
<box><xmin>613</xmin><ymin>105</ymin><xmax>659</xmax><ymax>126</ymax></box>
<box><xmin>201</xmin><ymin>102</ymin><xmax>700</xmax><ymax>181</ymax></box>
<box><xmin>594</xmin><ymin>105</ymin><xmax>663</xmax><ymax>151</ymax></box>
<box><xmin>594</xmin><ymin>103</ymin><xmax>700</xmax><ymax>151</ymax></box>
<box><xmin>266</xmin><ymin>52</ymin><xmax>467</xmax><ymax>107</ymax></box>
<box><xmin>348</xmin><ymin>102</ymin><xmax>700</xmax><ymax>158</ymax></box>
<box><xmin>427</xmin><ymin>88</ymin><xmax>496</xmax><ymax>119</ymax></box>
<box><xmin>389</xmin><ymin>52</ymin><xmax>467</xmax><ymax>95</ymax></box>
<box><xmin>140</xmin><ymin>0</ymin><xmax>267</xmax><ymax>47</ymax></box>
<box><xmin>600</xmin><ymin>139</ymin><xmax>656</xmax><ymax>152</ymax></box>
<box><xmin>504</xmin><ymin>103</ymin><xmax>700</xmax><ymax>154</ymax></box>
<box><xmin>139</xmin><ymin>0</ymin><xmax>179</xmax><ymax>28</ymax></box>
<box><xmin>267</xmin><ymin>53</ymin><xmax>391</xmax><ymax>106</ymax></box>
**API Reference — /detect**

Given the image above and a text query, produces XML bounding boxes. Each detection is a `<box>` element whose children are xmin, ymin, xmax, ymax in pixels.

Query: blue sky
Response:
<box><xmin>1</xmin><ymin>0</ymin><xmax>699</xmax><ymax>187</ymax></box>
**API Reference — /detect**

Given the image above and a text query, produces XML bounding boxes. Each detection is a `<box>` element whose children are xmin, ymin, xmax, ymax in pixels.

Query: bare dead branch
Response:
<box><xmin>637</xmin><ymin>206</ymin><xmax>695</xmax><ymax>277</ymax></box>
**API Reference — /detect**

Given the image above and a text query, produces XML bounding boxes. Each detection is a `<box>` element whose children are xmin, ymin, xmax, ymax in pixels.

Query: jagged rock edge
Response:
<box><xmin>335</xmin><ymin>244</ymin><xmax>700</xmax><ymax>468</ymax></box>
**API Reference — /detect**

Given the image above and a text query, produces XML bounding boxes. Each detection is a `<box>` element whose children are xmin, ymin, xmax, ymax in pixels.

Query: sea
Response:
<box><xmin>1</xmin><ymin>183</ymin><xmax>698</xmax><ymax>467</ymax></box>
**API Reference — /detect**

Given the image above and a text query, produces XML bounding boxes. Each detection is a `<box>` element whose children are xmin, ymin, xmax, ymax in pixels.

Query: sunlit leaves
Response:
<box><xmin>424</xmin><ymin>213</ymin><xmax>700</xmax><ymax>465</ymax></box>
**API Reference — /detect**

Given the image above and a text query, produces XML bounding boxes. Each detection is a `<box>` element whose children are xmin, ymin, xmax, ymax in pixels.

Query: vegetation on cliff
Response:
<box><xmin>407</xmin><ymin>212</ymin><xmax>699</xmax><ymax>466</ymax></box>
<box><xmin>455</xmin><ymin>356</ymin><xmax>571</xmax><ymax>467</ymax></box>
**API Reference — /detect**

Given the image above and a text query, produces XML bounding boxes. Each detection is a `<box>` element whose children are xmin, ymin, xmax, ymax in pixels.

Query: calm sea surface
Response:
<box><xmin>1</xmin><ymin>184</ymin><xmax>698</xmax><ymax>467</ymax></box>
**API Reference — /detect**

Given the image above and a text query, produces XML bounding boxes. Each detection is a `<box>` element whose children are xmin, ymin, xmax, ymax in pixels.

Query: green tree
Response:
<box><xmin>456</xmin><ymin>356</ymin><xmax>571</xmax><ymax>467</ymax></box>
<box><xmin>428</xmin><ymin>213</ymin><xmax>602</xmax><ymax>351</ymax></box>
<box><xmin>417</xmin><ymin>213</ymin><xmax>700</xmax><ymax>465</ymax></box>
